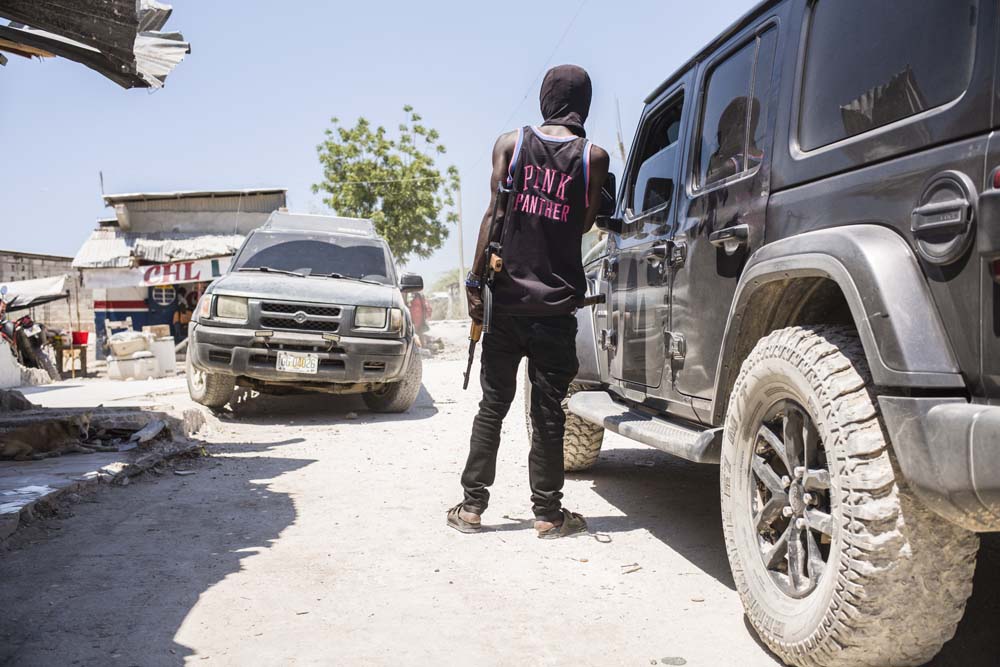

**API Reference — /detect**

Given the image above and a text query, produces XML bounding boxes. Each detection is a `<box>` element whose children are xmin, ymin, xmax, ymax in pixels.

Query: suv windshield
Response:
<box><xmin>232</xmin><ymin>232</ymin><xmax>393</xmax><ymax>284</ymax></box>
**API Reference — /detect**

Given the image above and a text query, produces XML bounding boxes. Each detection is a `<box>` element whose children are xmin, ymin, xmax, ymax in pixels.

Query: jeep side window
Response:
<box><xmin>694</xmin><ymin>41</ymin><xmax>756</xmax><ymax>188</ymax></box>
<box><xmin>799</xmin><ymin>0</ymin><xmax>978</xmax><ymax>151</ymax></box>
<box><xmin>628</xmin><ymin>95</ymin><xmax>684</xmax><ymax>218</ymax></box>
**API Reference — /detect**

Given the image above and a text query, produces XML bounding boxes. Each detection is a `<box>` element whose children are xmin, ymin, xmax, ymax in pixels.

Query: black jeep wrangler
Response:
<box><xmin>533</xmin><ymin>1</ymin><xmax>998</xmax><ymax>665</ymax></box>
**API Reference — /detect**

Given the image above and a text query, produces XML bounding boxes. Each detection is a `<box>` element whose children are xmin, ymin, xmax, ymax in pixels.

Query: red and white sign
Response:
<box><xmin>83</xmin><ymin>257</ymin><xmax>232</xmax><ymax>289</ymax></box>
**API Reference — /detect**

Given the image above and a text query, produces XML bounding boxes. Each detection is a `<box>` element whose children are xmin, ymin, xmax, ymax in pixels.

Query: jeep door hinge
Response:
<box><xmin>599</xmin><ymin>328</ymin><xmax>617</xmax><ymax>352</ymax></box>
<box><xmin>669</xmin><ymin>241</ymin><xmax>687</xmax><ymax>267</ymax></box>
<box><xmin>666</xmin><ymin>332</ymin><xmax>686</xmax><ymax>360</ymax></box>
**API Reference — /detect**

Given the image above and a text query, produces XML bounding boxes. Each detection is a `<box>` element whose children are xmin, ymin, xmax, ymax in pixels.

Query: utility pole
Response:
<box><xmin>455</xmin><ymin>181</ymin><xmax>467</xmax><ymax>318</ymax></box>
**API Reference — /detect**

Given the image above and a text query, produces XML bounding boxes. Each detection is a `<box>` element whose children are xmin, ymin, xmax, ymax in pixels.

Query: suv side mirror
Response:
<box><xmin>399</xmin><ymin>273</ymin><xmax>424</xmax><ymax>294</ymax></box>
<box><xmin>595</xmin><ymin>172</ymin><xmax>624</xmax><ymax>234</ymax></box>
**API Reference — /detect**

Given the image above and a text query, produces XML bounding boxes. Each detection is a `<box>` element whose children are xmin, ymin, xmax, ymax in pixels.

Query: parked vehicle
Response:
<box><xmin>533</xmin><ymin>1</ymin><xmax>997</xmax><ymax>665</ymax></box>
<box><xmin>186</xmin><ymin>212</ymin><xmax>424</xmax><ymax>413</ymax></box>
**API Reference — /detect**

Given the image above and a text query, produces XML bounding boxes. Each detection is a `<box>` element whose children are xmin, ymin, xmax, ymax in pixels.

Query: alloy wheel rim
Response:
<box><xmin>750</xmin><ymin>400</ymin><xmax>834</xmax><ymax>598</ymax></box>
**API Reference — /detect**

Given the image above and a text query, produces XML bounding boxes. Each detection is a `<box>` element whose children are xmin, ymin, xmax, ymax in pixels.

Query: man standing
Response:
<box><xmin>448</xmin><ymin>65</ymin><xmax>610</xmax><ymax>538</ymax></box>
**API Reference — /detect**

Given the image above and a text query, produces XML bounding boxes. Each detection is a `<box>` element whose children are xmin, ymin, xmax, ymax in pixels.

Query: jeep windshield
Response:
<box><xmin>232</xmin><ymin>232</ymin><xmax>393</xmax><ymax>285</ymax></box>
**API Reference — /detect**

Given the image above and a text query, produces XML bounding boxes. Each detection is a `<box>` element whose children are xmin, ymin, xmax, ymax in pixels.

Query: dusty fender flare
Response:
<box><xmin>712</xmin><ymin>225</ymin><xmax>962</xmax><ymax>421</ymax></box>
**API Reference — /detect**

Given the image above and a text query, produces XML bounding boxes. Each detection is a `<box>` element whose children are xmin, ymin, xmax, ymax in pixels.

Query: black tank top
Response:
<box><xmin>493</xmin><ymin>125</ymin><xmax>593</xmax><ymax>316</ymax></box>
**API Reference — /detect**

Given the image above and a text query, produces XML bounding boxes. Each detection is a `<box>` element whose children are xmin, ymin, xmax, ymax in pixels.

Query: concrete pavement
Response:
<box><xmin>1</xmin><ymin>328</ymin><xmax>996</xmax><ymax>666</ymax></box>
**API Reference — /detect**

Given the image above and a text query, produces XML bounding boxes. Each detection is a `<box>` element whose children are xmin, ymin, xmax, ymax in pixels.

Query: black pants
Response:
<box><xmin>460</xmin><ymin>313</ymin><xmax>579</xmax><ymax>522</ymax></box>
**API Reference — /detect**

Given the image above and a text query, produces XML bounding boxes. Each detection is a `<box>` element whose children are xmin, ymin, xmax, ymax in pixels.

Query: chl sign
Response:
<box><xmin>142</xmin><ymin>258</ymin><xmax>222</xmax><ymax>286</ymax></box>
<box><xmin>83</xmin><ymin>257</ymin><xmax>232</xmax><ymax>290</ymax></box>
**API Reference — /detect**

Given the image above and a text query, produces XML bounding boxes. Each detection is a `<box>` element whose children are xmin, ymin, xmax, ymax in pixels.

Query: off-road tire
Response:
<box><xmin>523</xmin><ymin>367</ymin><xmax>605</xmax><ymax>472</ymax></box>
<box><xmin>186</xmin><ymin>354</ymin><xmax>234</xmax><ymax>409</ymax></box>
<box><xmin>362</xmin><ymin>351</ymin><xmax>422</xmax><ymax>413</ymax></box>
<box><xmin>721</xmin><ymin>325</ymin><xmax>979</xmax><ymax>667</ymax></box>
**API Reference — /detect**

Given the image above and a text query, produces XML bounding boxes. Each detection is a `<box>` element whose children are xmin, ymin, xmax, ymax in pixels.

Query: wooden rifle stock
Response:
<box><xmin>462</xmin><ymin>321</ymin><xmax>484</xmax><ymax>390</ymax></box>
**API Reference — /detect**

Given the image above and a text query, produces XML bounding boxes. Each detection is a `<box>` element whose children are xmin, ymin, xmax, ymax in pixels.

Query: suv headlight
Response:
<box><xmin>197</xmin><ymin>295</ymin><xmax>212</xmax><ymax>319</ymax></box>
<box><xmin>355</xmin><ymin>306</ymin><xmax>387</xmax><ymax>329</ymax></box>
<box><xmin>215</xmin><ymin>295</ymin><xmax>249</xmax><ymax>322</ymax></box>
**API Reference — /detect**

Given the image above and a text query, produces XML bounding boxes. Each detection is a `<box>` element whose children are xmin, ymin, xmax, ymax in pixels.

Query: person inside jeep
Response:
<box><xmin>707</xmin><ymin>96</ymin><xmax>763</xmax><ymax>183</ymax></box>
<box><xmin>447</xmin><ymin>64</ymin><xmax>610</xmax><ymax>538</ymax></box>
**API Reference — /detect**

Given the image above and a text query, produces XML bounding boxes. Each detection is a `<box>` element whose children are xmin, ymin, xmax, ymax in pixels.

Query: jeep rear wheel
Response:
<box><xmin>523</xmin><ymin>368</ymin><xmax>604</xmax><ymax>472</ymax></box>
<box><xmin>362</xmin><ymin>352</ymin><xmax>422</xmax><ymax>413</ymax></box>
<box><xmin>722</xmin><ymin>326</ymin><xmax>978</xmax><ymax>667</ymax></box>
<box><xmin>186</xmin><ymin>354</ymin><xmax>234</xmax><ymax>409</ymax></box>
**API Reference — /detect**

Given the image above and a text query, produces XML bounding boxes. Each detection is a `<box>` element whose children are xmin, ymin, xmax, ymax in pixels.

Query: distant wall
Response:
<box><xmin>115</xmin><ymin>192</ymin><xmax>286</xmax><ymax>235</ymax></box>
<box><xmin>0</xmin><ymin>251</ymin><xmax>93</xmax><ymax>333</ymax></box>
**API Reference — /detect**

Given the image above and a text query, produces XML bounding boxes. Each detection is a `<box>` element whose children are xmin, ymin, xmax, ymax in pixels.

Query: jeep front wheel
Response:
<box><xmin>186</xmin><ymin>355</ymin><xmax>234</xmax><ymax>409</ymax></box>
<box><xmin>721</xmin><ymin>326</ymin><xmax>978</xmax><ymax>667</ymax></box>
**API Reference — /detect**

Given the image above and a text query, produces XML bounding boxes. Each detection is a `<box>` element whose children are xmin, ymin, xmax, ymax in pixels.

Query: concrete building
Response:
<box><xmin>0</xmin><ymin>250</ymin><xmax>92</xmax><ymax>333</ymax></box>
<box><xmin>72</xmin><ymin>188</ymin><xmax>287</xmax><ymax>355</ymax></box>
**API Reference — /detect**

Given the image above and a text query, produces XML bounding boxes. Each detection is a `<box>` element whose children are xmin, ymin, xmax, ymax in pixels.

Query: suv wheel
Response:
<box><xmin>722</xmin><ymin>326</ymin><xmax>978</xmax><ymax>667</ymax></box>
<box><xmin>186</xmin><ymin>355</ymin><xmax>234</xmax><ymax>409</ymax></box>
<box><xmin>362</xmin><ymin>352</ymin><xmax>422</xmax><ymax>413</ymax></box>
<box><xmin>523</xmin><ymin>368</ymin><xmax>604</xmax><ymax>472</ymax></box>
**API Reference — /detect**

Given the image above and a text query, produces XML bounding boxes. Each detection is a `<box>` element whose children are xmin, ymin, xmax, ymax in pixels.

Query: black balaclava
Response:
<box><xmin>539</xmin><ymin>64</ymin><xmax>592</xmax><ymax>138</ymax></box>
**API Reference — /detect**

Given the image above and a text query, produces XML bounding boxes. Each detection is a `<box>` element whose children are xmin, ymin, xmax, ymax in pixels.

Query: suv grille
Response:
<box><xmin>258</xmin><ymin>301</ymin><xmax>342</xmax><ymax>334</ymax></box>
<box><xmin>260</xmin><ymin>317</ymin><xmax>339</xmax><ymax>333</ymax></box>
<box><xmin>261</xmin><ymin>302</ymin><xmax>341</xmax><ymax>318</ymax></box>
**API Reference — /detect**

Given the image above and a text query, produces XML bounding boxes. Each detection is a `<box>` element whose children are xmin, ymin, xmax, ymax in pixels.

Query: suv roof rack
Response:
<box><xmin>263</xmin><ymin>211</ymin><xmax>377</xmax><ymax>237</ymax></box>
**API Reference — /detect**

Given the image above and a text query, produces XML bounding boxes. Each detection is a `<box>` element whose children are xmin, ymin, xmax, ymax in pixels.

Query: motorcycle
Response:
<box><xmin>0</xmin><ymin>288</ymin><xmax>60</xmax><ymax>380</ymax></box>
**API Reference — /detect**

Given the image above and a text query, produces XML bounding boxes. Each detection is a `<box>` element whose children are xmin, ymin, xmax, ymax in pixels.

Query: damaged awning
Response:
<box><xmin>72</xmin><ymin>228</ymin><xmax>246</xmax><ymax>269</ymax></box>
<box><xmin>0</xmin><ymin>274</ymin><xmax>70</xmax><ymax>312</ymax></box>
<box><xmin>0</xmin><ymin>0</ymin><xmax>189</xmax><ymax>89</ymax></box>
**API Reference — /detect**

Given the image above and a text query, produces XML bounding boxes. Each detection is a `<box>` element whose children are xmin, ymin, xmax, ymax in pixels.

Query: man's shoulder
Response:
<box><xmin>587</xmin><ymin>142</ymin><xmax>610</xmax><ymax>161</ymax></box>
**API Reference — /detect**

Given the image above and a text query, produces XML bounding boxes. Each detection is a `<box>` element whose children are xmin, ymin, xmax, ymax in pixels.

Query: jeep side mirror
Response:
<box><xmin>399</xmin><ymin>273</ymin><xmax>424</xmax><ymax>294</ymax></box>
<box><xmin>595</xmin><ymin>172</ymin><xmax>624</xmax><ymax>234</ymax></box>
<box><xmin>600</xmin><ymin>172</ymin><xmax>617</xmax><ymax>216</ymax></box>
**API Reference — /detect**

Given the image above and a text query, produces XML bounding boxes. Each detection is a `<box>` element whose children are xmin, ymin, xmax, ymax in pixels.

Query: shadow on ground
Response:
<box><xmin>571</xmin><ymin>446</ymin><xmax>735</xmax><ymax>589</ymax></box>
<box><xmin>0</xmin><ymin>438</ymin><xmax>312</xmax><ymax>667</ymax></box>
<box><xmin>577</xmin><ymin>446</ymin><xmax>999</xmax><ymax>665</ymax></box>
<box><xmin>224</xmin><ymin>384</ymin><xmax>439</xmax><ymax>425</ymax></box>
<box><xmin>929</xmin><ymin>532</ymin><xmax>1000</xmax><ymax>667</ymax></box>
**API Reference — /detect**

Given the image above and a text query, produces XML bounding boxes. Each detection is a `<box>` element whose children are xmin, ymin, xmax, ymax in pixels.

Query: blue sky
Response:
<box><xmin>0</xmin><ymin>0</ymin><xmax>752</xmax><ymax>282</ymax></box>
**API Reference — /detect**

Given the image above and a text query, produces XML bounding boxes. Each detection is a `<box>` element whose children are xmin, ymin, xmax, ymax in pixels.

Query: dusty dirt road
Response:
<box><xmin>1</xmin><ymin>321</ymin><xmax>997</xmax><ymax>666</ymax></box>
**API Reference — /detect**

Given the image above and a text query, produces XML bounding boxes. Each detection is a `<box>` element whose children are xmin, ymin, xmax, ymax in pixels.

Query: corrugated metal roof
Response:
<box><xmin>0</xmin><ymin>0</ymin><xmax>190</xmax><ymax>89</ymax></box>
<box><xmin>103</xmin><ymin>188</ymin><xmax>287</xmax><ymax>204</ymax></box>
<box><xmin>72</xmin><ymin>228</ymin><xmax>245</xmax><ymax>268</ymax></box>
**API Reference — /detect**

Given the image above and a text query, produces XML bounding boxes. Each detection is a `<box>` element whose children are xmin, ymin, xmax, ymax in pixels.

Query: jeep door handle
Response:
<box><xmin>709</xmin><ymin>224</ymin><xmax>749</xmax><ymax>249</ymax></box>
<box><xmin>644</xmin><ymin>241</ymin><xmax>671</xmax><ymax>263</ymax></box>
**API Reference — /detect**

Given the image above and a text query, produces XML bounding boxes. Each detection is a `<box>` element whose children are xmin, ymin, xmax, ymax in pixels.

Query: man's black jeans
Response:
<box><xmin>460</xmin><ymin>312</ymin><xmax>578</xmax><ymax>522</ymax></box>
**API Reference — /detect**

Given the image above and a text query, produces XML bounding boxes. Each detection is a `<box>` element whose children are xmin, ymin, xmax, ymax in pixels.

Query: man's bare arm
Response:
<box><xmin>466</xmin><ymin>131</ymin><xmax>517</xmax><ymax>321</ymax></box>
<box><xmin>582</xmin><ymin>144</ymin><xmax>611</xmax><ymax>234</ymax></box>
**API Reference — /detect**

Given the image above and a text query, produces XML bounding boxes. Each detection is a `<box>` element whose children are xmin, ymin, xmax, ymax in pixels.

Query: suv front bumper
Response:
<box><xmin>880</xmin><ymin>397</ymin><xmax>1000</xmax><ymax>532</ymax></box>
<box><xmin>188</xmin><ymin>323</ymin><xmax>409</xmax><ymax>385</ymax></box>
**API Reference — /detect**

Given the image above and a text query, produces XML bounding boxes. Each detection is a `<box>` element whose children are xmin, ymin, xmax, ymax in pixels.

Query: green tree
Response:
<box><xmin>312</xmin><ymin>105</ymin><xmax>460</xmax><ymax>265</ymax></box>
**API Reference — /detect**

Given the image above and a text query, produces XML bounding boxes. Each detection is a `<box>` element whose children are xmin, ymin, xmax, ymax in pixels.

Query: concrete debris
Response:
<box><xmin>129</xmin><ymin>419</ymin><xmax>167</xmax><ymax>444</ymax></box>
<box><xmin>0</xmin><ymin>389</ymin><xmax>36</xmax><ymax>413</ymax></box>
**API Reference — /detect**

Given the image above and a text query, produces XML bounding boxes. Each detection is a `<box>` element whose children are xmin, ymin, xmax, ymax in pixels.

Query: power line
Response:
<box><xmin>493</xmin><ymin>0</ymin><xmax>589</xmax><ymax>137</ymax></box>
<box><xmin>320</xmin><ymin>175</ymin><xmax>446</xmax><ymax>187</ymax></box>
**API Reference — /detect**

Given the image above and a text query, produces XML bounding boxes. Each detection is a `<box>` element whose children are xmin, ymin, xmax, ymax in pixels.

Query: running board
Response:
<box><xmin>568</xmin><ymin>391</ymin><xmax>722</xmax><ymax>464</ymax></box>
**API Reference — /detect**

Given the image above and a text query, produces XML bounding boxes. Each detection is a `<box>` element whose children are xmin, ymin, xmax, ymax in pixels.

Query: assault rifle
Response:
<box><xmin>463</xmin><ymin>182</ymin><xmax>511</xmax><ymax>390</ymax></box>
